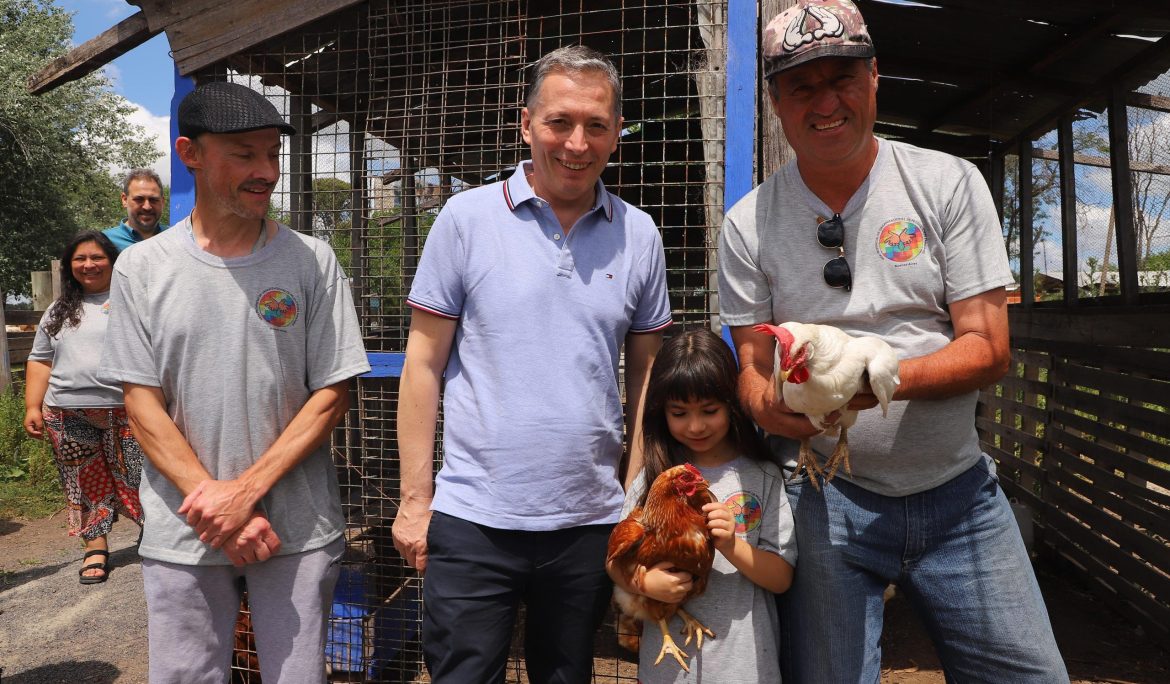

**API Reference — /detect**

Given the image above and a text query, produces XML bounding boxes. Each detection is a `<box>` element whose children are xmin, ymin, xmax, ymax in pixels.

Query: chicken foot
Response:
<box><xmin>676</xmin><ymin>607</ymin><xmax>715</xmax><ymax>649</ymax></box>
<box><xmin>791</xmin><ymin>428</ymin><xmax>853</xmax><ymax>490</ymax></box>
<box><xmin>653</xmin><ymin>617</ymin><xmax>692</xmax><ymax>672</ymax></box>
<box><xmin>824</xmin><ymin>427</ymin><xmax>852</xmax><ymax>480</ymax></box>
<box><xmin>791</xmin><ymin>438</ymin><xmax>828</xmax><ymax>490</ymax></box>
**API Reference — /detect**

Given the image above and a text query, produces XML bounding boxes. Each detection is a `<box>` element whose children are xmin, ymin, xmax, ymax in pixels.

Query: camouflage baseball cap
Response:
<box><xmin>763</xmin><ymin>0</ymin><xmax>875</xmax><ymax>79</ymax></box>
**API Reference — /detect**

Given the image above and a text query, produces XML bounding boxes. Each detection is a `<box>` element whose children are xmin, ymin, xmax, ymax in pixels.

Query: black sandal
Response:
<box><xmin>79</xmin><ymin>549</ymin><xmax>110</xmax><ymax>585</ymax></box>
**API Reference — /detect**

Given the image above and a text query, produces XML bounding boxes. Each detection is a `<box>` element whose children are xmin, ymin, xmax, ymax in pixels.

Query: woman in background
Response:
<box><xmin>23</xmin><ymin>231</ymin><xmax>144</xmax><ymax>584</ymax></box>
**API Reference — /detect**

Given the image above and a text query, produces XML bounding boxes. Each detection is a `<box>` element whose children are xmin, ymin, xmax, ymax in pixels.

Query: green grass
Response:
<box><xmin>0</xmin><ymin>381</ymin><xmax>63</xmax><ymax>520</ymax></box>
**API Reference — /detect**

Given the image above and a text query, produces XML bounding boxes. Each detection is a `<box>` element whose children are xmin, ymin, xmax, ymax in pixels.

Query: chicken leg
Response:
<box><xmin>676</xmin><ymin>607</ymin><xmax>715</xmax><ymax>649</ymax></box>
<box><xmin>824</xmin><ymin>428</ymin><xmax>852</xmax><ymax>480</ymax></box>
<box><xmin>653</xmin><ymin>617</ymin><xmax>692</xmax><ymax>672</ymax></box>
<box><xmin>792</xmin><ymin>438</ymin><xmax>828</xmax><ymax>490</ymax></box>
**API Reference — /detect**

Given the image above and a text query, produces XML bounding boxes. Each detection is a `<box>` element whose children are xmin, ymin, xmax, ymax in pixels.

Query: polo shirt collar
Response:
<box><xmin>502</xmin><ymin>161</ymin><xmax>614</xmax><ymax>222</ymax></box>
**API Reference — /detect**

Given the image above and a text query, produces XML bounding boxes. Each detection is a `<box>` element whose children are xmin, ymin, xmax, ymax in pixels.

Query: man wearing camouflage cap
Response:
<box><xmin>717</xmin><ymin>1</ymin><xmax>1068</xmax><ymax>681</ymax></box>
<box><xmin>101</xmin><ymin>81</ymin><xmax>369</xmax><ymax>682</ymax></box>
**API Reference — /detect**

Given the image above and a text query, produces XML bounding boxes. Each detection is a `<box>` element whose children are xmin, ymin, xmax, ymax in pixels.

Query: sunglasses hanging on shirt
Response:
<box><xmin>817</xmin><ymin>214</ymin><xmax>853</xmax><ymax>291</ymax></box>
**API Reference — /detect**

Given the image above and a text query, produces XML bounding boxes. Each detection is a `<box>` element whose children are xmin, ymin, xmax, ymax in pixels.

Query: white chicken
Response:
<box><xmin>754</xmin><ymin>322</ymin><xmax>901</xmax><ymax>487</ymax></box>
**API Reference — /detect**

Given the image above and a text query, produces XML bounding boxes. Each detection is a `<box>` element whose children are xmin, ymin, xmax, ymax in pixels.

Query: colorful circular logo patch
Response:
<box><xmin>876</xmin><ymin>219</ymin><xmax>925</xmax><ymax>263</ymax></box>
<box><xmin>256</xmin><ymin>288</ymin><xmax>299</xmax><ymax>328</ymax></box>
<box><xmin>101</xmin><ymin>301</ymin><xmax>110</xmax><ymax>315</ymax></box>
<box><xmin>724</xmin><ymin>492</ymin><xmax>763</xmax><ymax>535</ymax></box>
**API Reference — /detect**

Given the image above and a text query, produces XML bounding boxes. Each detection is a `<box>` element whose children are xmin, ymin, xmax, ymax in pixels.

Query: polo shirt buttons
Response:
<box><xmin>554</xmin><ymin>234</ymin><xmax>562</xmax><ymax>241</ymax></box>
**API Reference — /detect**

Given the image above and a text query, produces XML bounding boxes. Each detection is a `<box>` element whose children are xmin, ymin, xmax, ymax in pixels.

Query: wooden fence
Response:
<box><xmin>2</xmin><ymin>309</ymin><xmax>41</xmax><ymax>388</ymax></box>
<box><xmin>978</xmin><ymin>304</ymin><xmax>1170</xmax><ymax>649</ymax></box>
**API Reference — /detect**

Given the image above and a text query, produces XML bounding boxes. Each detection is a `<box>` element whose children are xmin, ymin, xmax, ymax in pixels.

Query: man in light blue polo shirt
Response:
<box><xmin>393</xmin><ymin>45</ymin><xmax>673</xmax><ymax>682</ymax></box>
<box><xmin>102</xmin><ymin>168</ymin><xmax>167</xmax><ymax>252</ymax></box>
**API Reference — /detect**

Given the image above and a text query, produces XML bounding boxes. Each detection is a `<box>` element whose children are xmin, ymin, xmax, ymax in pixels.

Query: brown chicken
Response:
<box><xmin>607</xmin><ymin>463</ymin><xmax>717</xmax><ymax>672</ymax></box>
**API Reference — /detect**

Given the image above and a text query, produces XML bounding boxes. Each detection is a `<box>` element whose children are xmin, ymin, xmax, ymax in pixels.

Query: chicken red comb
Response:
<box><xmin>674</xmin><ymin>463</ymin><xmax>704</xmax><ymax>497</ymax></box>
<box><xmin>754</xmin><ymin>323</ymin><xmax>794</xmax><ymax>348</ymax></box>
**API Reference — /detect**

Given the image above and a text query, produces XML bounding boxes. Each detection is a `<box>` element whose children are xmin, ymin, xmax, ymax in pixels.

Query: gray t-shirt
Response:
<box><xmin>622</xmin><ymin>458</ymin><xmax>796</xmax><ymax>683</ymax></box>
<box><xmin>29</xmin><ymin>292</ymin><xmax>123</xmax><ymax>407</ymax></box>
<box><xmin>718</xmin><ymin>138</ymin><xmax>1014</xmax><ymax>496</ymax></box>
<box><xmin>100</xmin><ymin>218</ymin><xmax>370</xmax><ymax>565</ymax></box>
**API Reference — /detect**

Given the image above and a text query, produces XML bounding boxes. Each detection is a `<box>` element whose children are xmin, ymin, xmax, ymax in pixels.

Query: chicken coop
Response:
<box><xmin>26</xmin><ymin>0</ymin><xmax>1170</xmax><ymax>680</ymax></box>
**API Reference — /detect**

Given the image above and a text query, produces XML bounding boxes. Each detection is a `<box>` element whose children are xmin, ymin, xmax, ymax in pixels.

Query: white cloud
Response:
<box><xmin>123</xmin><ymin>104</ymin><xmax>172</xmax><ymax>186</ymax></box>
<box><xmin>101</xmin><ymin>62</ymin><xmax>122</xmax><ymax>90</ymax></box>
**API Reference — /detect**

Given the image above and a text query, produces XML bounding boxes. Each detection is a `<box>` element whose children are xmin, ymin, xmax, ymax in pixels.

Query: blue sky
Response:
<box><xmin>58</xmin><ymin>0</ymin><xmax>173</xmax><ymax>183</ymax></box>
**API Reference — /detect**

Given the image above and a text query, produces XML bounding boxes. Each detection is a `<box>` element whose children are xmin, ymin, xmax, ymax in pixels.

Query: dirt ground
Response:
<box><xmin>2</xmin><ymin>510</ymin><xmax>1168</xmax><ymax>683</ymax></box>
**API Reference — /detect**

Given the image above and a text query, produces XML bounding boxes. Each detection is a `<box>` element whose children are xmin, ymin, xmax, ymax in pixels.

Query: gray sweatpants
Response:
<box><xmin>141</xmin><ymin>537</ymin><xmax>344</xmax><ymax>684</ymax></box>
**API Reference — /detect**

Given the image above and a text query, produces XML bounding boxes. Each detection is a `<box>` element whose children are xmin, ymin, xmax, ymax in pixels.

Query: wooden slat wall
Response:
<box><xmin>3</xmin><ymin>310</ymin><xmax>41</xmax><ymax>373</ymax></box>
<box><xmin>979</xmin><ymin>306</ymin><xmax>1170</xmax><ymax>649</ymax></box>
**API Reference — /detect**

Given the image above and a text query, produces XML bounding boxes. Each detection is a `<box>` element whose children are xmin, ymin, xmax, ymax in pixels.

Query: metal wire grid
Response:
<box><xmin>206</xmin><ymin>0</ymin><xmax>725</xmax><ymax>681</ymax></box>
<box><xmin>1000</xmin><ymin>98</ymin><xmax>1170</xmax><ymax>301</ymax></box>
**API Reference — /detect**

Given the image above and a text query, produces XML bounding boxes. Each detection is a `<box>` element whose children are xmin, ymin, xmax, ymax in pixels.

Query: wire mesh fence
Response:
<box><xmin>999</xmin><ymin>89</ymin><xmax>1170</xmax><ymax>301</ymax></box>
<box><xmin>197</xmin><ymin>1</ymin><xmax>726</xmax><ymax>680</ymax></box>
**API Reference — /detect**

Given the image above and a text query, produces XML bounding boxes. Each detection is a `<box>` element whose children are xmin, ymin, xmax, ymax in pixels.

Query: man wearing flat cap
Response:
<box><xmin>100</xmin><ymin>81</ymin><xmax>369</xmax><ymax>682</ymax></box>
<box><xmin>717</xmin><ymin>0</ymin><xmax>1067</xmax><ymax>681</ymax></box>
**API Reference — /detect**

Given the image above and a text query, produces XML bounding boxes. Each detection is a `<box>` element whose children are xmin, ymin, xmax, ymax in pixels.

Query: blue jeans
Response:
<box><xmin>422</xmin><ymin>512</ymin><xmax>614</xmax><ymax>683</ymax></box>
<box><xmin>779</xmin><ymin>454</ymin><xmax>1069</xmax><ymax>683</ymax></box>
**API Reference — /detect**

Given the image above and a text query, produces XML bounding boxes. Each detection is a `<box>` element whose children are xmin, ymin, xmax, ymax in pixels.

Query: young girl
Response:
<box><xmin>615</xmin><ymin>328</ymin><xmax>796</xmax><ymax>682</ymax></box>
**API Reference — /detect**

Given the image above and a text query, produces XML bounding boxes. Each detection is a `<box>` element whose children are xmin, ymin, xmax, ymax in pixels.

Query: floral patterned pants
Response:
<box><xmin>42</xmin><ymin>406</ymin><xmax>145</xmax><ymax>540</ymax></box>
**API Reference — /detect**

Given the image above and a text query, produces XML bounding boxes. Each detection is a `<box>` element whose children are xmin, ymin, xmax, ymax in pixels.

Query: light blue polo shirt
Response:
<box><xmin>407</xmin><ymin>161</ymin><xmax>673</xmax><ymax>531</ymax></box>
<box><xmin>103</xmin><ymin>219</ymin><xmax>168</xmax><ymax>253</ymax></box>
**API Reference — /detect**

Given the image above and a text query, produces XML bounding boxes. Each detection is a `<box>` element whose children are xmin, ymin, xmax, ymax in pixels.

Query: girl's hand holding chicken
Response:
<box><xmin>703</xmin><ymin>501</ymin><xmax>737</xmax><ymax>555</ymax></box>
<box><xmin>637</xmin><ymin>561</ymin><xmax>695</xmax><ymax>605</ymax></box>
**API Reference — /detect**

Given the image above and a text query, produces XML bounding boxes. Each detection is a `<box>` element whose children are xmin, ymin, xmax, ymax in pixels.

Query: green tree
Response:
<box><xmin>0</xmin><ymin>0</ymin><xmax>160</xmax><ymax>297</ymax></box>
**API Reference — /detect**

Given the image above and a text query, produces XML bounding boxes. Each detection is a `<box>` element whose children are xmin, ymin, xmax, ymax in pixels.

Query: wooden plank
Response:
<box><xmin>1016</xmin><ymin>337</ymin><xmax>1170</xmax><ymax>379</ymax></box>
<box><xmin>978</xmin><ymin>393</ymin><xmax>1049</xmax><ymax>424</ymax></box>
<box><xmin>27</xmin><ymin>12</ymin><xmax>157</xmax><ymax>94</ymax></box>
<box><xmin>0</xmin><ymin>296</ymin><xmax>8</xmax><ymax>393</ymax></box>
<box><xmin>1045</xmin><ymin>485</ymin><xmax>1170</xmax><ymax>592</ymax></box>
<box><xmin>1031</xmin><ymin>145</ymin><xmax>1170</xmax><ymax>178</ymax></box>
<box><xmin>1043</xmin><ymin>521</ymin><xmax>1170</xmax><ymax>648</ymax></box>
<box><xmin>165</xmin><ymin>0</ymin><xmax>367</xmax><ymax>76</ymax></box>
<box><xmin>975</xmin><ymin>416</ymin><xmax>1047</xmax><ymax>453</ymax></box>
<box><xmin>993</xmin><ymin>375</ymin><xmax>1051</xmax><ymax>398</ymax></box>
<box><xmin>1011</xmin><ymin>348</ymin><xmax>1053</xmax><ymax>368</ymax></box>
<box><xmin>1046</xmin><ymin>443</ymin><xmax>1170</xmax><ymax>533</ymax></box>
<box><xmin>1054</xmin><ymin>359</ymin><xmax>1170</xmax><ymax>407</ymax></box>
<box><xmin>1048</xmin><ymin>422</ymin><xmax>1170</xmax><ymax>505</ymax></box>
<box><xmin>1054</xmin><ymin>408</ymin><xmax>1170</xmax><ymax>473</ymax></box>
<box><xmin>2</xmin><ymin>310</ymin><xmax>44</xmax><ymax>326</ymax></box>
<box><xmin>1009</xmin><ymin>305</ymin><xmax>1170</xmax><ymax>347</ymax></box>
<box><xmin>1051</xmin><ymin>385</ymin><xmax>1170</xmax><ymax>438</ymax></box>
<box><xmin>981</xmin><ymin>442</ymin><xmax>1046</xmax><ymax>482</ymax></box>
<box><xmin>1044</xmin><ymin>494</ymin><xmax>1170</xmax><ymax>614</ymax></box>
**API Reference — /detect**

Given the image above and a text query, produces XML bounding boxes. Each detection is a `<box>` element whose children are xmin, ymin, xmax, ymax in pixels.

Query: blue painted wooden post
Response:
<box><xmin>169</xmin><ymin>65</ymin><xmax>195</xmax><ymax>226</ymax></box>
<box><xmin>725</xmin><ymin>0</ymin><xmax>757</xmax><ymax>214</ymax></box>
<box><xmin>722</xmin><ymin>0</ymin><xmax>757</xmax><ymax>351</ymax></box>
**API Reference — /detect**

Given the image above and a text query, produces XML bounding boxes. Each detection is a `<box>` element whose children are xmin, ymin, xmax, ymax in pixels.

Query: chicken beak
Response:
<box><xmin>778</xmin><ymin>367</ymin><xmax>791</xmax><ymax>383</ymax></box>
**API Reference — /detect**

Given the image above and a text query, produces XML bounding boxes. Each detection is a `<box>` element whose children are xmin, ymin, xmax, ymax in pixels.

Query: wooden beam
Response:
<box><xmin>0</xmin><ymin>296</ymin><xmax>9</xmax><ymax>394</ymax></box>
<box><xmin>1019</xmin><ymin>141</ymin><xmax>1036</xmax><ymax>307</ymax></box>
<box><xmin>1127</xmin><ymin>91</ymin><xmax>1170</xmax><ymax>114</ymax></box>
<box><xmin>1108</xmin><ymin>86</ymin><xmax>1141</xmax><ymax>305</ymax></box>
<box><xmin>1029</xmin><ymin>147</ymin><xmax>1170</xmax><ymax>176</ymax></box>
<box><xmin>164</xmin><ymin>0</ymin><xmax>366</xmax><ymax>76</ymax></box>
<box><xmin>1057</xmin><ymin>115</ymin><xmax>1078</xmax><ymax>306</ymax></box>
<box><xmin>918</xmin><ymin>12</ymin><xmax>1127</xmax><ymax>134</ymax></box>
<box><xmin>1000</xmin><ymin>33</ymin><xmax>1170</xmax><ymax>154</ymax></box>
<box><xmin>27</xmin><ymin>11</ymin><xmax>158</xmax><ymax>94</ymax></box>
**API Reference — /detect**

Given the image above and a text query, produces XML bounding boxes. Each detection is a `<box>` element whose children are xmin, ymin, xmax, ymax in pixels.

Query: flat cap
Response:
<box><xmin>177</xmin><ymin>81</ymin><xmax>296</xmax><ymax>138</ymax></box>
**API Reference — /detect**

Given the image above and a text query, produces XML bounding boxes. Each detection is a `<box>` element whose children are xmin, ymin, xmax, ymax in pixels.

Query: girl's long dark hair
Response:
<box><xmin>44</xmin><ymin>231</ymin><xmax>119</xmax><ymax>337</ymax></box>
<box><xmin>637</xmin><ymin>328</ymin><xmax>771</xmax><ymax>505</ymax></box>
